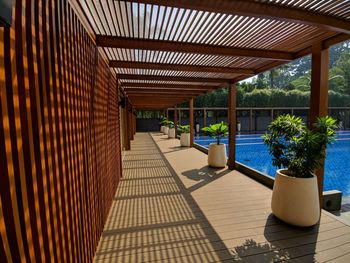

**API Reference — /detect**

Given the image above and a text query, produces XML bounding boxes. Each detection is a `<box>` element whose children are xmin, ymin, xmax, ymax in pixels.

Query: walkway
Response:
<box><xmin>94</xmin><ymin>133</ymin><xmax>350</xmax><ymax>262</ymax></box>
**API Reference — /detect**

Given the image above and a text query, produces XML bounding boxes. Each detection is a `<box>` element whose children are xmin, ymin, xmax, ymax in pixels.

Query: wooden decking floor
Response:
<box><xmin>94</xmin><ymin>132</ymin><xmax>350</xmax><ymax>262</ymax></box>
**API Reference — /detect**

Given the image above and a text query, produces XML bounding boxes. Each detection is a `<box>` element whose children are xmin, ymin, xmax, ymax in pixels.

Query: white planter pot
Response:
<box><xmin>180</xmin><ymin>133</ymin><xmax>190</xmax><ymax>146</ymax></box>
<box><xmin>168</xmin><ymin>128</ymin><xmax>176</xmax><ymax>138</ymax></box>
<box><xmin>237</xmin><ymin>123</ymin><xmax>241</xmax><ymax>132</ymax></box>
<box><xmin>207</xmin><ymin>143</ymin><xmax>227</xmax><ymax>168</ymax></box>
<box><xmin>160</xmin><ymin>126</ymin><xmax>165</xmax><ymax>132</ymax></box>
<box><xmin>163</xmin><ymin>127</ymin><xmax>169</xmax><ymax>135</ymax></box>
<box><xmin>271</xmin><ymin>169</ymin><xmax>320</xmax><ymax>227</ymax></box>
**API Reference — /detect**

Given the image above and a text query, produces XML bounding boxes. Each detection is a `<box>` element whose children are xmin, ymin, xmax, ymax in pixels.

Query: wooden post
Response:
<box><xmin>189</xmin><ymin>99</ymin><xmax>194</xmax><ymax>147</ymax></box>
<box><xmin>309</xmin><ymin>44</ymin><xmax>329</xmax><ymax>207</ymax></box>
<box><xmin>228</xmin><ymin>82</ymin><xmax>237</xmax><ymax>170</ymax></box>
<box><xmin>166</xmin><ymin>109</ymin><xmax>169</xmax><ymax>120</ymax></box>
<box><xmin>124</xmin><ymin>99</ymin><xmax>131</xmax><ymax>150</ymax></box>
<box><xmin>133</xmin><ymin>112</ymin><xmax>136</xmax><ymax>135</ymax></box>
<box><xmin>179</xmin><ymin>109</ymin><xmax>181</xmax><ymax>125</ymax></box>
<box><xmin>174</xmin><ymin>106</ymin><xmax>178</xmax><ymax>137</ymax></box>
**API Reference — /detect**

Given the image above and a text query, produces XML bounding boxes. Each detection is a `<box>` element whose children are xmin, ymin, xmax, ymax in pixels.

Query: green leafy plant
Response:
<box><xmin>262</xmin><ymin>114</ymin><xmax>337</xmax><ymax>178</ymax></box>
<box><xmin>159</xmin><ymin>118</ymin><xmax>168</xmax><ymax>125</ymax></box>
<box><xmin>178</xmin><ymin>125</ymin><xmax>190</xmax><ymax>134</ymax></box>
<box><xmin>201</xmin><ymin>121</ymin><xmax>229</xmax><ymax>145</ymax></box>
<box><xmin>166</xmin><ymin>121</ymin><xmax>175</xmax><ymax>129</ymax></box>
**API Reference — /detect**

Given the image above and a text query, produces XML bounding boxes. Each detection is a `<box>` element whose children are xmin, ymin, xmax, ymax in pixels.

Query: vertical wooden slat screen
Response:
<box><xmin>0</xmin><ymin>0</ymin><xmax>122</xmax><ymax>262</ymax></box>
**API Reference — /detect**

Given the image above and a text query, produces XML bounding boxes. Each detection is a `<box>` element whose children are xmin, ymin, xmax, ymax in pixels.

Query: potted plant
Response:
<box><xmin>168</xmin><ymin>121</ymin><xmax>176</xmax><ymax>138</ymax></box>
<box><xmin>163</xmin><ymin>120</ymin><xmax>170</xmax><ymax>135</ymax></box>
<box><xmin>178</xmin><ymin>125</ymin><xmax>190</xmax><ymax>146</ymax></box>
<box><xmin>237</xmin><ymin>120</ymin><xmax>241</xmax><ymax>132</ymax></box>
<box><xmin>159</xmin><ymin>118</ymin><xmax>167</xmax><ymax>133</ymax></box>
<box><xmin>263</xmin><ymin>114</ymin><xmax>337</xmax><ymax>227</ymax></box>
<box><xmin>202</xmin><ymin>121</ymin><xmax>229</xmax><ymax>168</ymax></box>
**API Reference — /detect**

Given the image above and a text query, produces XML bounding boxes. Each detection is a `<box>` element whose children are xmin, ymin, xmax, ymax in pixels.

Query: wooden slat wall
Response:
<box><xmin>0</xmin><ymin>0</ymin><xmax>122</xmax><ymax>262</ymax></box>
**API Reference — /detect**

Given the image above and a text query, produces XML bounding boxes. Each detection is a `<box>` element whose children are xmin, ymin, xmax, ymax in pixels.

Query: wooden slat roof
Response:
<box><xmin>79</xmin><ymin>0</ymin><xmax>350</xmax><ymax>109</ymax></box>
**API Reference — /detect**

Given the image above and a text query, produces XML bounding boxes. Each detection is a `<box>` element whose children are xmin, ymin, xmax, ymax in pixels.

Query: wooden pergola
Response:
<box><xmin>79</xmin><ymin>0</ymin><xmax>350</xmax><ymax>202</ymax></box>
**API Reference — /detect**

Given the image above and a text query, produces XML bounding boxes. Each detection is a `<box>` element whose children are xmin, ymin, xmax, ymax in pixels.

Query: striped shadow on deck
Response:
<box><xmin>94</xmin><ymin>133</ymin><xmax>350</xmax><ymax>263</ymax></box>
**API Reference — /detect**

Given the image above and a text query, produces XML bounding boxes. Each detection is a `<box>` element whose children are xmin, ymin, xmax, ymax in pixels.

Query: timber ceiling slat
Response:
<box><xmin>118</xmin><ymin>74</ymin><xmax>230</xmax><ymax>83</ymax></box>
<box><xmin>109</xmin><ymin>61</ymin><xmax>255</xmax><ymax>74</ymax></box>
<box><xmin>128</xmin><ymin>0</ymin><xmax>350</xmax><ymax>34</ymax></box>
<box><xmin>96</xmin><ymin>37</ymin><xmax>295</xmax><ymax>60</ymax></box>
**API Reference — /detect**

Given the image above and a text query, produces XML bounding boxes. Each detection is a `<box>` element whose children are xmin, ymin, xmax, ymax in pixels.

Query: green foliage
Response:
<box><xmin>262</xmin><ymin>115</ymin><xmax>337</xmax><ymax>178</ymax></box>
<box><xmin>178</xmin><ymin>125</ymin><xmax>190</xmax><ymax>134</ymax></box>
<box><xmin>166</xmin><ymin>121</ymin><xmax>175</xmax><ymax>129</ymax></box>
<box><xmin>201</xmin><ymin>121</ymin><xmax>229</xmax><ymax>145</ymax></box>
<box><xmin>185</xmin><ymin>41</ymin><xmax>350</xmax><ymax>108</ymax></box>
<box><xmin>159</xmin><ymin>118</ymin><xmax>168</xmax><ymax>125</ymax></box>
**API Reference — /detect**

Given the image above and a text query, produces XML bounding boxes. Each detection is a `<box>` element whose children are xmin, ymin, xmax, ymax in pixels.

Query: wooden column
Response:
<box><xmin>189</xmin><ymin>99</ymin><xmax>194</xmax><ymax>147</ymax></box>
<box><xmin>130</xmin><ymin>106</ymin><xmax>134</xmax><ymax>141</ymax></box>
<box><xmin>166</xmin><ymin>109</ymin><xmax>169</xmax><ymax>119</ymax></box>
<box><xmin>179</xmin><ymin>109</ymin><xmax>181</xmax><ymax>125</ymax></box>
<box><xmin>174</xmin><ymin>106</ymin><xmax>178</xmax><ymax>137</ymax></box>
<box><xmin>228</xmin><ymin>82</ymin><xmax>237</xmax><ymax>170</ymax></box>
<box><xmin>309</xmin><ymin>44</ymin><xmax>329</xmax><ymax>206</ymax></box>
<box><xmin>124</xmin><ymin>100</ymin><xmax>131</xmax><ymax>150</ymax></box>
<box><xmin>133</xmin><ymin>112</ymin><xmax>136</xmax><ymax>135</ymax></box>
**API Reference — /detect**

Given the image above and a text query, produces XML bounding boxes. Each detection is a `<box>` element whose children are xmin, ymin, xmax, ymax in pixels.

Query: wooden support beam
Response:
<box><xmin>124</xmin><ymin>100</ymin><xmax>131</xmax><ymax>150</ymax></box>
<box><xmin>189</xmin><ymin>99</ymin><xmax>194</xmax><ymax>147</ymax></box>
<box><xmin>118</xmin><ymin>74</ymin><xmax>230</xmax><ymax>83</ymax></box>
<box><xmin>131</xmin><ymin>0</ymin><xmax>350</xmax><ymax>34</ymax></box>
<box><xmin>121</xmin><ymin>82</ymin><xmax>217</xmax><ymax>90</ymax></box>
<box><xmin>96</xmin><ymin>36</ymin><xmax>294</xmax><ymax>61</ymax></box>
<box><xmin>309</xmin><ymin>44</ymin><xmax>329</xmax><ymax>208</ymax></box>
<box><xmin>110</xmin><ymin>61</ymin><xmax>255</xmax><ymax>75</ymax></box>
<box><xmin>228</xmin><ymin>82</ymin><xmax>237</xmax><ymax>170</ymax></box>
<box><xmin>125</xmin><ymin>89</ymin><xmax>206</xmax><ymax>94</ymax></box>
<box><xmin>174</xmin><ymin>106</ymin><xmax>178</xmax><ymax>138</ymax></box>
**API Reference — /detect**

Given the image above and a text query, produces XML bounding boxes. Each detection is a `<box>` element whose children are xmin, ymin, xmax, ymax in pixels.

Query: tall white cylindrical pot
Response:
<box><xmin>237</xmin><ymin>122</ymin><xmax>241</xmax><ymax>132</ymax></box>
<box><xmin>160</xmin><ymin>126</ymin><xmax>165</xmax><ymax>132</ymax></box>
<box><xmin>168</xmin><ymin>128</ymin><xmax>176</xmax><ymax>138</ymax></box>
<box><xmin>163</xmin><ymin>127</ymin><xmax>169</xmax><ymax>135</ymax></box>
<box><xmin>271</xmin><ymin>169</ymin><xmax>320</xmax><ymax>227</ymax></box>
<box><xmin>180</xmin><ymin>133</ymin><xmax>190</xmax><ymax>146</ymax></box>
<box><xmin>207</xmin><ymin>143</ymin><xmax>227</xmax><ymax>168</ymax></box>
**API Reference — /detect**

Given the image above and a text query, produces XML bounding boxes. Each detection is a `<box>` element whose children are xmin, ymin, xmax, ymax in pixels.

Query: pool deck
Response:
<box><xmin>94</xmin><ymin>132</ymin><xmax>350</xmax><ymax>262</ymax></box>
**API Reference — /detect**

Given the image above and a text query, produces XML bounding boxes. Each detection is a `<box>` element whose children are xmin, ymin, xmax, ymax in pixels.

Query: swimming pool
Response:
<box><xmin>195</xmin><ymin>130</ymin><xmax>350</xmax><ymax>201</ymax></box>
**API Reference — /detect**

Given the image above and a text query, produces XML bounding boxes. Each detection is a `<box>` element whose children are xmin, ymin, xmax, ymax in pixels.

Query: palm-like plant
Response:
<box><xmin>202</xmin><ymin>121</ymin><xmax>229</xmax><ymax>145</ymax></box>
<box><xmin>178</xmin><ymin>125</ymin><xmax>190</xmax><ymax>134</ymax></box>
<box><xmin>262</xmin><ymin>114</ymin><xmax>337</xmax><ymax>178</ymax></box>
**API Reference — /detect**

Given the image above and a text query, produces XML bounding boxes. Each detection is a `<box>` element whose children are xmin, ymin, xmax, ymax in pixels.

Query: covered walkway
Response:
<box><xmin>95</xmin><ymin>133</ymin><xmax>350</xmax><ymax>262</ymax></box>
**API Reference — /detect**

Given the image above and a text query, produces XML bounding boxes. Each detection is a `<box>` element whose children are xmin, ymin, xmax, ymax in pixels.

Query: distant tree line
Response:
<box><xmin>191</xmin><ymin>41</ymin><xmax>350</xmax><ymax>108</ymax></box>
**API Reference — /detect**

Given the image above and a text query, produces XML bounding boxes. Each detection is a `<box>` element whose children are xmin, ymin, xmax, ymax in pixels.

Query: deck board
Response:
<box><xmin>94</xmin><ymin>133</ymin><xmax>350</xmax><ymax>262</ymax></box>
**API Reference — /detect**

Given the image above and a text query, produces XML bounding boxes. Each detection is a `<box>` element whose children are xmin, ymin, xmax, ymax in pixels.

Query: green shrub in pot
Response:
<box><xmin>201</xmin><ymin>121</ymin><xmax>229</xmax><ymax>167</ymax></box>
<box><xmin>262</xmin><ymin>114</ymin><xmax>337</xmax><ymax>226</ymax></box>
<box><xmin>178</xmin><ymin>125</ymin><xmax>190</xmax><ymax>146</ymax></box>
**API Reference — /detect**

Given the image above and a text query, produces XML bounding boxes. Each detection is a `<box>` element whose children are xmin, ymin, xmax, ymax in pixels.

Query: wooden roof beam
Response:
<box><xmin>124</xmin><ymin>88</ymin><xmax>209</xmax><ymax>93</ymax></box>
<box><xmin>118</xmin><ymin>74</ymin><xmax>230</xmax><ymax>83</ymax></box>
<box><xmin>110</xmin><ymin>61</ymin><xmax>255</xmax><ymax>75</ymax></box>
<box><xmin>96</xmin><ymin>36</ymin><xmax>294</xmax><ymax>61</ymax></box>
<box><xmin>122</xmin><ymin>83</ymin><xmax>217</xmax><ymax>90</ymax></box>
<box><xmin>133</xmin><ymin>0</ymin><xmax>350</xmax><ymax>34</ymax></box>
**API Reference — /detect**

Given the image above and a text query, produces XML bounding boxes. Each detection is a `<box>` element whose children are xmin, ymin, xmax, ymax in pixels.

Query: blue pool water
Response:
<box><xmin>195</xmin><ymin>131</ymin><xmax>350</xmax><ymax>199</ymax></box>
